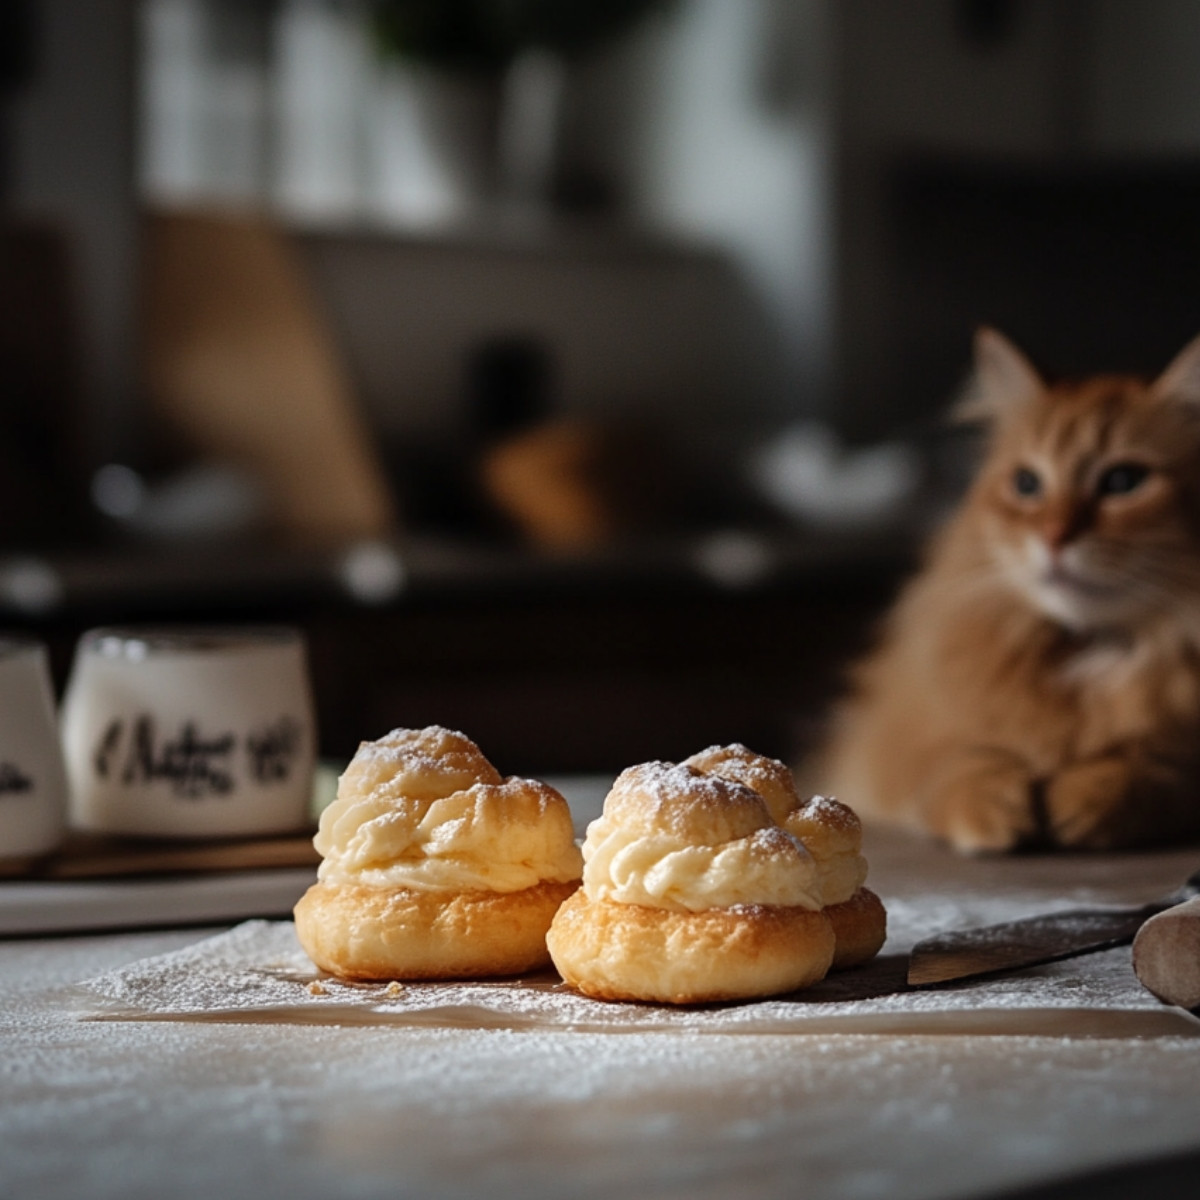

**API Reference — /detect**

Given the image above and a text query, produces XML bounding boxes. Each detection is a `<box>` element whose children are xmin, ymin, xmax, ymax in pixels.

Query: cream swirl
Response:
<box><xmin>801</xmin><ymin>844</ymin><xmax>867</xmax><ymax>905</ymax></box>
<box><xmin>580</xmin><ymin>761</ymin><xmax>823</xmax><ymax>913</ymax></box>
<box><xmin>582</xmin><ymin>820</ymin><xmax>822</xmax><ymax>912</ymax></box>
<box><xmin>783</xmin><ymin>796</ymin><xmax>868</xmax><ymax>906</ymax></box>
<box><xmin>683</xmin><ymin>746</ymin><xmax>871</xmax><ymax>907</ymax></box>
<box><xmin>314</xmin><ymin>726</ymin><xmax>582</xmax><ymax>893</ymax></box>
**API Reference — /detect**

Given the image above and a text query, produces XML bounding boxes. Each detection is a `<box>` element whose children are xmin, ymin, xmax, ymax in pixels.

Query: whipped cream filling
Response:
<box><xmin>812</xmin><ymin>849</ymin><xmax>869</xmax><ymax>906</ymax></box>
<box><xmin>581</xmin><ymin>819</ymin><xmax>823</xmax><ymax>913</ymax></box>
<box><xmin>316</xmin><ymin>779</ymin><xmax>582</xmax><ymax>894</ymax></box>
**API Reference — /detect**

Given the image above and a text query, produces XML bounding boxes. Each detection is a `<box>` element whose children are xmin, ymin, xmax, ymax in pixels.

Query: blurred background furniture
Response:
<box><xmin>6</xmin><ymin>0</ymin><xmax>1200</xmax><ymax>772</ymax></box>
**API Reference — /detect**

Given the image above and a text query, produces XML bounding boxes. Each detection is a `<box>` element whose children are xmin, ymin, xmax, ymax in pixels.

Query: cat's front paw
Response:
<box><xmin>923</xmin><ymin>756</ymin><xmax>1037</xmax><ymax>854</ymax></box>
<box><xmin>1044</xmin><ymin>758</ymin><xmax>1134</xmax><ymax>849</ymax></box>
<box><xmin>1043</xmin><ymin>756</ymin><xmax>1190</xmax><ymax>849</ymax></box>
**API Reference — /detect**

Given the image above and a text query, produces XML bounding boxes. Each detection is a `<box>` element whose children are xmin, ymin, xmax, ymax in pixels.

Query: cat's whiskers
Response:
<box><xmin>987</xmin><ymin>534</ymin><xmax>1091</xmax><ymax>628</ymax></box>
<box><xmin>1096</xmin><ymin>540</ymin><xmax>1200</xmax><ymax>595</ymax></box>
<box><xmin>1117</xmin><ymin>563</ymin><xmax>1200</xmax><ymax>641</ymax></box>
<box><xmin>992</xmin><ymin>529</ymin><xmax>1170</xmax><ymax>631</ymax></box>
<box><xmin>934</xmin><ymin>556</ymin><xmax>1010</xmax><ymax>610</ymax></box>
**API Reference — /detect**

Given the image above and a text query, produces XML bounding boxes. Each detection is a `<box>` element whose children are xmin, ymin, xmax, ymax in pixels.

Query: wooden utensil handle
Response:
<box><xmin>1132</xmin><ymin>895</ymin><xmax>1200</xmax><ymax>1009</ymax></box>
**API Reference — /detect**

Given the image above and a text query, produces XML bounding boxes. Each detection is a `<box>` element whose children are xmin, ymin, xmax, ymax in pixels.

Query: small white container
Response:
<box><xmin>62</xmin><ymin>627</ymin><xmax>316</xmax><ymax>839</ymax></box>
<box><xmin>0</xmin><ymin>638</ymin><xmax>69</xmax><ymax>862</ymax></box>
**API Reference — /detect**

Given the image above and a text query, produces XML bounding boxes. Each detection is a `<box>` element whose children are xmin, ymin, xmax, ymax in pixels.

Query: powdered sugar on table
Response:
<box><xmin>72</xmin><ymin>824</ymin><xmax>1200</xmax><ymax>1038</ymax></box>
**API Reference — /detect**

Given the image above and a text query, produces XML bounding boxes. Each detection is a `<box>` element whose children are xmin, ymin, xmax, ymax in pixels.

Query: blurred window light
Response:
<box><xmin>91</xmin><ymin>464</ymin><xmax>147</xmax><ymax>519</ymax></box>
<box><xmin>0</xmin><ymin>559</ymin><xmax>64</xmax><ymax>615</ymax></box>
<box><xmin>138</xmin><ymin>0</ymin><xmax>270</xmax><ymax>206</ymax></box>
<box><xmin>693</xmin><ymin>530</ymin><xmax>774</xmax><ymax>589</ymax></box>
<box><xmin>339</xmin><ymin>539</ymin><xmax>406</xmax><ymax>604</ymax></box>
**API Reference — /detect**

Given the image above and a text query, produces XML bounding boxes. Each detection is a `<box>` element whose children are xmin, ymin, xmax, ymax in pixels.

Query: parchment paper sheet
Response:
<box><xmin>70</xmin><ymin>827</ymin><xmax>1200</xmax><ymax>1037</ymax></box>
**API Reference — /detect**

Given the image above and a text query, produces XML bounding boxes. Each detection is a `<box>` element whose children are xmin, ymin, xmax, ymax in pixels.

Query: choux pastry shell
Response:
<box><xmin>683</xmin><ymin>744</ymin><xmax>886</xmax><ymax>969</ymax></box>
<box><xmin>546</xmin><ymin>761</ymin><xmax>835</xmax><ymax>1004</ymax></box>
<box><xmin>295</xmin><ymin>726</ymin><xmax>582</xmax><ymax>980</ymax></box>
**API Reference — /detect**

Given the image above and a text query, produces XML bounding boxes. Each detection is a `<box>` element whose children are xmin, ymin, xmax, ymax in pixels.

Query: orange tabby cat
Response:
<box><xmin>819</xmin><ymin>327</ymin><xmax>1200</xmax><ymax>853</ymax></box>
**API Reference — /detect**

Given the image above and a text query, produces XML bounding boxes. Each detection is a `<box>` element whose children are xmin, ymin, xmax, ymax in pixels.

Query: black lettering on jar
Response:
<box><xmin>93</xmin><ymin>715</ymin><xmax>235</xmax><ymax>799</ymax></box>
<box><xmin>94</xmin><ymin>720</ymin><xmax>123</xmax><ymax>779</ymax></box>
<box><xmin>0</xmin><ymin>762</ymin><xmax>32</xmax><ymax>795</ymax></box>
<box><xmin>245</xmin><ymin>716</ymin><xmax>302</xmax><ymax>784</ymax></box>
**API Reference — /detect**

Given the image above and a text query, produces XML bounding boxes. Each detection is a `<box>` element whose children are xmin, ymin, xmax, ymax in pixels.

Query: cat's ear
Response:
<box><xmin>1153</xmin><ymin>333</ymin><xmax>1200</xmax><ymax>407</ymax></box>
<box><xmin>953</xmin><ymin>327</ymin><xmax>1043</xmax><ymax>423</ymax></box>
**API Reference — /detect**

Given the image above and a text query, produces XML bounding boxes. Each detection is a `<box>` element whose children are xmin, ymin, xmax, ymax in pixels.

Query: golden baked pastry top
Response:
<box><xmin>580</xmin><ymin>761</ymin><xmax>824</xmax><ymax>913</ymax></box>
<box><xmin>682</xmin><ymin>743</ymin><xmax>800</xmax><ymax>824</ymax></box>
<box><xmin>781</xmin><ymin>796</ymin><xmax>866</xmax><ymax>905</ymax></box>
<box><xmin>314</xmin><ymin>726</ymin><xmax>582</xmax><ymax>894</ymax></box>
<box><xmin>684</xmin><ymin>743</ymin><xmax>868</xmax><ymax>906</ymax></box>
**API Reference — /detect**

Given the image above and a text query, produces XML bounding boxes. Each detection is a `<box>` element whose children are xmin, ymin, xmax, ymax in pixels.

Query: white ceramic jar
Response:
<box><xmin>0</xmin><ymin>637</ymin><xmax>69</xmax><ymax>862</ymax></box>
<box><xmin>62</xmin><ymin>627</ymin><xmax>316</xmax><ymax>838</ymax></box>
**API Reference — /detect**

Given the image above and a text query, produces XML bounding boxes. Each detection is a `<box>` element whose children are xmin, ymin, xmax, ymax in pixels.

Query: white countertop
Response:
<box><xmin>5</xmin><ymin>823</ymin><xmax>1200</xmax><ymax>1200</ymax></box>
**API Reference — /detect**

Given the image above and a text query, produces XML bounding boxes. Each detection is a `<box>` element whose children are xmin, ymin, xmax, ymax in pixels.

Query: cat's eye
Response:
<box><xmin>1096</xmin><ymin>462</ymin><xmax>1150</xmax><ymax>497</ymax></box>
<box><xmin>1012</xmin><ymin>466</ymin><xmax>1042</xmax><ymax>498</ymax></box>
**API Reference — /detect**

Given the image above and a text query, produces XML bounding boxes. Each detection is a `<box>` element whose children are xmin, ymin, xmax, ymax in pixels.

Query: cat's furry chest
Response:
<box><xmin>1055</xmin><ymin>631</ymin><xmax>1143</xmax><ymax>690</ymax></box>
<box><xmin>1036</xmin><ymin>621</ymin><xmax>1200</xmax><ymax>757</ymax></box>
<box><xmin>933</xmin><ymin>602</ymin><xmax>1200</xmax><ymax>765</ymax></box>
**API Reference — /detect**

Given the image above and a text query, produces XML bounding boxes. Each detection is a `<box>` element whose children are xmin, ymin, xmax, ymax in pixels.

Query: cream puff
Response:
<box><xmin>294</xmin><ymin>726</ymin><xmax>582</xmax><ymax>980</ymax></box>
<box><xmin>683</xmin><ymin>744</ymin><xmax>886</xmax><ymax>970</ymax></box>
<box><xmin>546</xmin><ymin>761</ymin><xmax>834</xmax><ymax>1004</ymax></box>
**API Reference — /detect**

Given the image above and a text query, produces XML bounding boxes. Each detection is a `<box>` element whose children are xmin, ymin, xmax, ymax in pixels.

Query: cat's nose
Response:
<box><xmin>1043</xmin><ymin>524</ymin><xmax>1071</xmax><ymax>551</ymax></box>
<box><xmin>1042</xmin><ymin>509</ymin><xmax>1084</xmax><ymax>550</ymax></box>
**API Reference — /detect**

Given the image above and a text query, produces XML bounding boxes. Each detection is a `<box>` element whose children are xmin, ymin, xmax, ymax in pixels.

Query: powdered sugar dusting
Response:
<box><xmin>349</xmin><ymin>726</ymin><xmax>498</xmax><ymax>779</ymax></box>
<box><xmin>605</xmin><ymin>760</ymin><xmax>773</xmax><ymax>842</ymax></box>
<box><xmin>71</xmin><ymin>918</ymin><xmax>1193</xmax><ymax>1036</ymax></box>
<box><xmin>683</xmin><ymin>744</ymin><xmax>799</xmax><ymax>812</ymax></box>
<box><xmin>16</xmin><ymin>824</ymin><xmax>1200</xmax><ymax>1200</ymax></box>
<box><xmin>797</xmin><ymin>794</ymin><xmax>861</xmax><ymax>834</ymax></box>
<box><xmin>67</xmin><ymin>826</ymin><xmax>1200</xmax><ymax>1038</ymax></box>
